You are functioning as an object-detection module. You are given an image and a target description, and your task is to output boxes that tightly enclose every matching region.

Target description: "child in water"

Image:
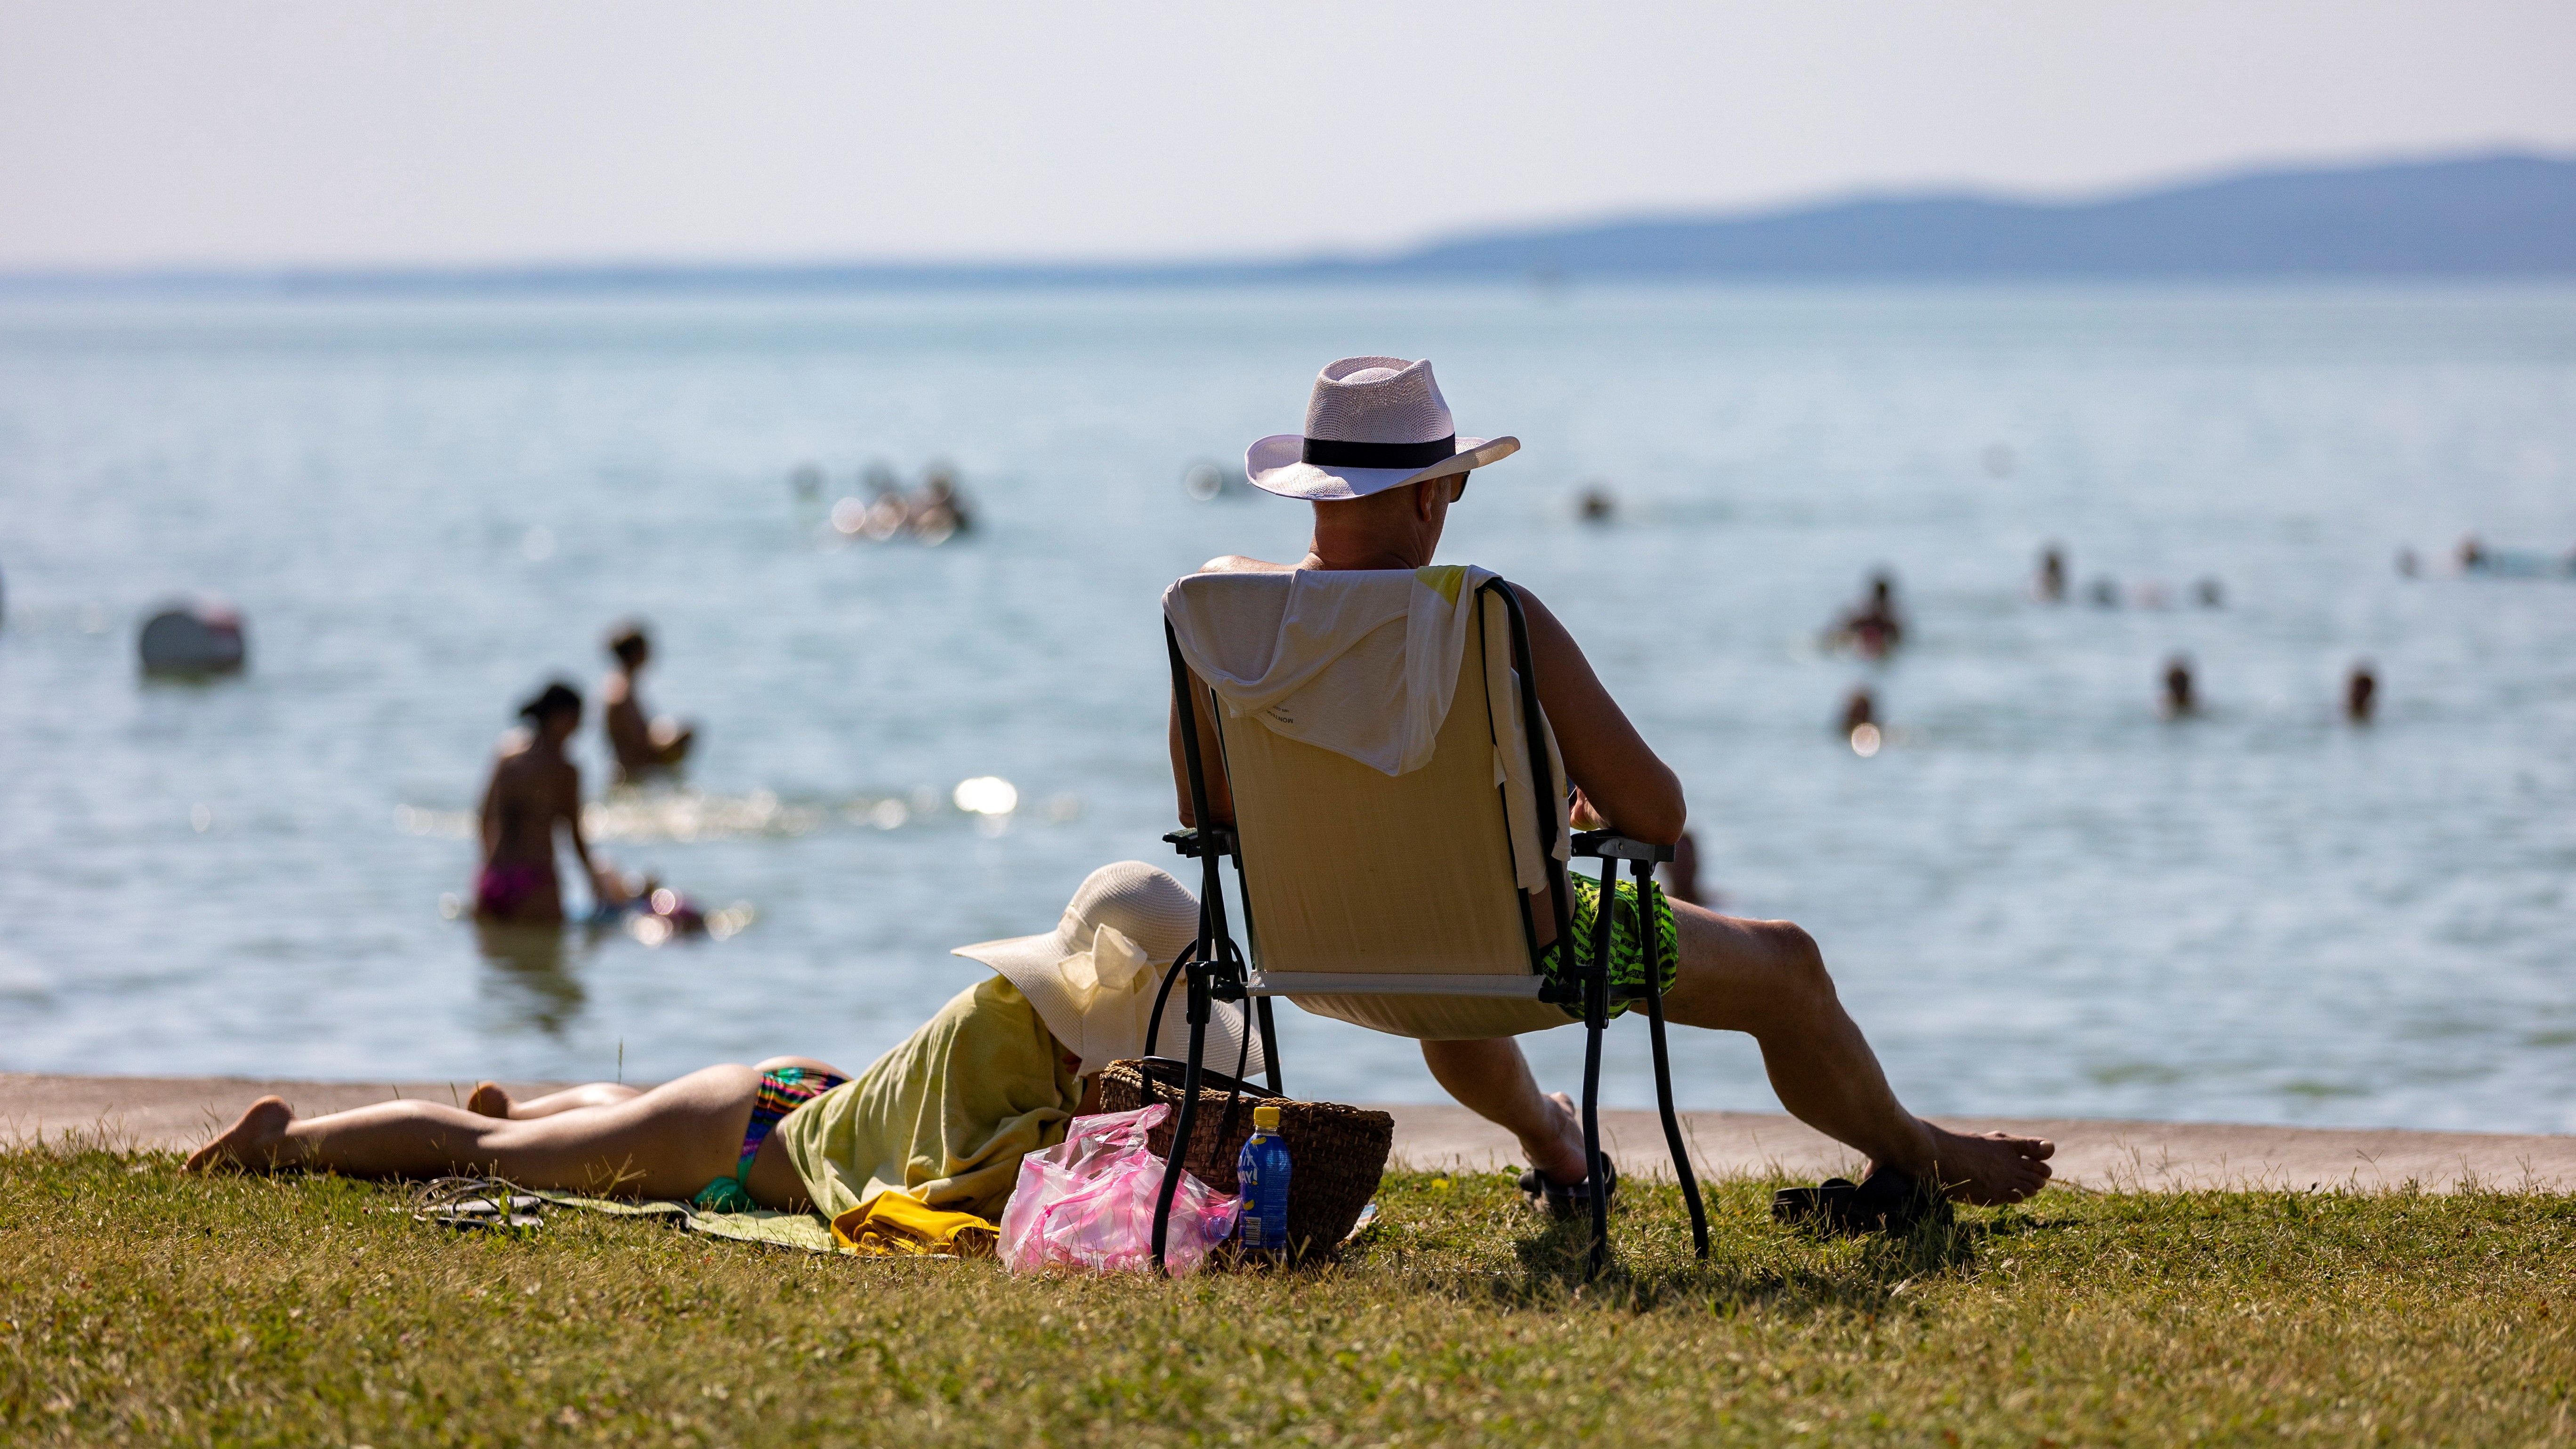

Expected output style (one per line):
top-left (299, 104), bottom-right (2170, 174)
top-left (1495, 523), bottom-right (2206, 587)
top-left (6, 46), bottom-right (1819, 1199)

top-left (602, 621), bottom-right (695, 781)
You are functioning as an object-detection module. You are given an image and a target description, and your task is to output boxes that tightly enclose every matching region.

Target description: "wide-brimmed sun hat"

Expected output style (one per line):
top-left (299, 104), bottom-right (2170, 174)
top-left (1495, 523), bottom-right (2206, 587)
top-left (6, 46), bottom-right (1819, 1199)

top-left (1245, 356), bottom-right (1520, 501)
top-left (951, 861), bottom-right (1265, 1079)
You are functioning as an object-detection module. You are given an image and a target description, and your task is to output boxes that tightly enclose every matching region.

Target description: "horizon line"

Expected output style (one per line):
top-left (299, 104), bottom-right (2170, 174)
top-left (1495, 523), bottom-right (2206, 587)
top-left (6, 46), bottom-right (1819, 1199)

top-left (2, 145), bottom-right (2568, 290)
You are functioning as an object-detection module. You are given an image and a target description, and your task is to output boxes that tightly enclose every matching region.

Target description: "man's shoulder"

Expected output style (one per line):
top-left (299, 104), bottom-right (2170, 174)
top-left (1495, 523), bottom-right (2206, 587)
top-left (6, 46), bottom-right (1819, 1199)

top-left (1197, 555), bottom-right (1295, 575)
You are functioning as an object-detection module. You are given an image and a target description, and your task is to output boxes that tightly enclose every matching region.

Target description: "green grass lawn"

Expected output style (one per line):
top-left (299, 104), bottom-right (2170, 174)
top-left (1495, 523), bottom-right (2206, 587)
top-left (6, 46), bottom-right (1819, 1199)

top-left (5, 1139), bottom-right (2573, 1446)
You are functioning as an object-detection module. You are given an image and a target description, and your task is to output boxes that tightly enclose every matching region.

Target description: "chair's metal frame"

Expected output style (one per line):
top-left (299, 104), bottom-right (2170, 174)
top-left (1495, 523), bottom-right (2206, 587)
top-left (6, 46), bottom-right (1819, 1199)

top-left (1148, 576), bottom-right (1710, 1276)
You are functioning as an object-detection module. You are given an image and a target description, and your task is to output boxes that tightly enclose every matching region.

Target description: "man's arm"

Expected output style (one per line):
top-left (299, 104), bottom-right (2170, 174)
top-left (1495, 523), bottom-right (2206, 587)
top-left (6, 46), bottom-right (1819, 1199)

top-left (1510, 584), bottom-right (1687, 845)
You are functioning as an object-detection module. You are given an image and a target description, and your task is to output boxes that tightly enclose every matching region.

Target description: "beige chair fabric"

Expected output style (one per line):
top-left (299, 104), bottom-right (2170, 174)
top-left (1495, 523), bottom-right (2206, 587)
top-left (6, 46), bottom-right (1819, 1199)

top-left (1197, 584), bottom-right (1574, 1040)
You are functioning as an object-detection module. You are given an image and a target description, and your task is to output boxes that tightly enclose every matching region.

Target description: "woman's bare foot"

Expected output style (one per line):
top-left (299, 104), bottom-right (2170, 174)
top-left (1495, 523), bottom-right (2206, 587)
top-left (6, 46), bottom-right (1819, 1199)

top-left (1903, 1126), bottom-right (2054, 1206)
top-left (466, 1082), bottom-right (512, 1119)
top-left (183, 1096), bottom-right (298, 1174)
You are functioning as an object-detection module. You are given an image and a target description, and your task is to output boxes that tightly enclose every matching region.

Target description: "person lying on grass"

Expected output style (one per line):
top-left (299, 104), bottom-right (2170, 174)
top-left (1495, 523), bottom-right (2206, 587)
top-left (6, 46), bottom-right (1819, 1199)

top-left (1172, 355), bottom-right (2054, 1213)
top-left (188, 863), bottom-right (1258, 1224)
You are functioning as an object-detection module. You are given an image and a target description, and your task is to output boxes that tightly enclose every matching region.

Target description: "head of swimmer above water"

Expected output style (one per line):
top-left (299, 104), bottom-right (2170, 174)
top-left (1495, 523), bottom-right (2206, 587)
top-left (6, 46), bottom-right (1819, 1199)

top-left (606, 621), bottom-right (652, 672)
top-left (518, 680), bottom-right (583, 745)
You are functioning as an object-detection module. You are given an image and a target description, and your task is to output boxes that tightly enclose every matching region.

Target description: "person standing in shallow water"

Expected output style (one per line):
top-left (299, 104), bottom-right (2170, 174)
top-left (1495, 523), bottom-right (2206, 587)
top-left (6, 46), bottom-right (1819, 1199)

top-left (1834, 572), bottom-right (1906, 659)
top-left (2347, 663), bottom-right (2377, 724)
top-left (476, 681), bottom-right (606, 926)
top-left (602, 621), bottom-right (694, 781)
top-left (2162, 656), bottom-right (2198, 718)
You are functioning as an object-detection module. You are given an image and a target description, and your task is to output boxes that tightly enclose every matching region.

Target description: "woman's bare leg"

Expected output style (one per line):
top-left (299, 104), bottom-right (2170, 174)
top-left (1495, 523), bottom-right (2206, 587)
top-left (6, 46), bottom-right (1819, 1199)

top-left (186, 1066), bottom-right (762, 1200)
top-left (467, 1081), bottom-right (644, 1119)
top-left (468, 1055), bottom-right (840, 1121)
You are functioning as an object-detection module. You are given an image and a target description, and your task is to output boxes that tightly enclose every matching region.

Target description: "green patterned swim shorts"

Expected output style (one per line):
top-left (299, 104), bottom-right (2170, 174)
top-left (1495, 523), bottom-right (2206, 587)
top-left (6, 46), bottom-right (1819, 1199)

top-left (1536, 872), bottom-right (1680, 1019)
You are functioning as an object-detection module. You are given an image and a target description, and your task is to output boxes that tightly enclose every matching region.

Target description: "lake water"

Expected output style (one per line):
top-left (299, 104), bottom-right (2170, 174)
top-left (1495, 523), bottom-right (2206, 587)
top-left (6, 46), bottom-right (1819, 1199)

top-left (3, 284), bottom-right (2573, 1135)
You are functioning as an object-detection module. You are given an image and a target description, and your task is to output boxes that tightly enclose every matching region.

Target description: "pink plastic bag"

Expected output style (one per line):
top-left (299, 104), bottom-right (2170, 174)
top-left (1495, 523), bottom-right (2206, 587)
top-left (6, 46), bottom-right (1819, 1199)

top-left (1000, 1103), bottom-right (1238, 1277)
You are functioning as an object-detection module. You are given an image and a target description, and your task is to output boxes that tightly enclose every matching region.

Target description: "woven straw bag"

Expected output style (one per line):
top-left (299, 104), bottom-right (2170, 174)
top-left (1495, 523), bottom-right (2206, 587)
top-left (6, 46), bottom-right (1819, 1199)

top-left (1097, 1058), bottom-right (1392, 1258)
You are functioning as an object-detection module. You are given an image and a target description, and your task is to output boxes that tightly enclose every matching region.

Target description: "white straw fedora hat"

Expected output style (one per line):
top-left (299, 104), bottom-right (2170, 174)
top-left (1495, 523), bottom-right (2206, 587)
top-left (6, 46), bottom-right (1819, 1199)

top-left (951, 861), bottom-right (1266, 1080)
top-left (1245, 356), bottom-right (1520, 501)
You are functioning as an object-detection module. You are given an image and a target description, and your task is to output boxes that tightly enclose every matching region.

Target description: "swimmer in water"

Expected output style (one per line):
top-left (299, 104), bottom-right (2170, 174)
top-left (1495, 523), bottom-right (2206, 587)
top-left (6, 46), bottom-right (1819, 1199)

top-left (2346, 663), bottom-right (2377, 724)
top-left (860, 465), bottom-right (910, 541)
top-left (476, 681), bottom-right (609, 926)
top-left (1841, 686), bottom-right (1877, 736)
top-left (910, 466), bottom-right (972, 541)
top-left (602, 621), bottom-right (694, 781)
top-left (2037, 545), bottom-right (2067, 603)
top-left (1834, 572), bottom-right (1906, 659)
top-left (2162, 655), bottom-right (2197, 718)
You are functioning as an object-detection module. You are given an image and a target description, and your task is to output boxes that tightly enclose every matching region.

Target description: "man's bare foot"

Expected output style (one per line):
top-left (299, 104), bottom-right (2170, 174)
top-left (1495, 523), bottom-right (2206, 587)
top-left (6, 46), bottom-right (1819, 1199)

top-left (1525, 1090), bottom-right (1592, 1186)
top-left (183, 1096), bottom-right (297, 1174)
top-left (1904, 1126), bottom-right (2054, 1206)
top-left (466, 1082), bottom-right (512, 1119)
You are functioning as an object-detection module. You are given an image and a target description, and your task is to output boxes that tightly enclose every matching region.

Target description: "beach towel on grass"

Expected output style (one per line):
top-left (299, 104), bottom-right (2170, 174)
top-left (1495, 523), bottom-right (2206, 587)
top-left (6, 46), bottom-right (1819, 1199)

top-left (524, 1190), bottom-right (840, 1253)
top-left (526, 1191), bottom-right (997, 1258)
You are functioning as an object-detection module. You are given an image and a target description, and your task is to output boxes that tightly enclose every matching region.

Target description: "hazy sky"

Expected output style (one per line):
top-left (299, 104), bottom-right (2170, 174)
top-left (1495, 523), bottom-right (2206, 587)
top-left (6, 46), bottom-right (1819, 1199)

top-left (3, 0), bottom-right (2572, 269)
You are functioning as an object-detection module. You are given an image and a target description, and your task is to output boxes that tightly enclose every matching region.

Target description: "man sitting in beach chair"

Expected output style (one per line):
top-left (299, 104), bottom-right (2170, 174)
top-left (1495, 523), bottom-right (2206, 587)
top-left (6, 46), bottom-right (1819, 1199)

top-left (1165, 356), bottom-right (2055, 1216)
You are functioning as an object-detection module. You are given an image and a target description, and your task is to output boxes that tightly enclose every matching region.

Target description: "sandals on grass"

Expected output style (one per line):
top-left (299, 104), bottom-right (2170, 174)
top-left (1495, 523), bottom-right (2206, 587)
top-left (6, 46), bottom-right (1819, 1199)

top-left (412, 1175), bottom-right (545, 1232)
top-left (1518, 1153), bottom-right (1618, 1221)
top-left (1771, 1165), bottom-right (1952, 1237)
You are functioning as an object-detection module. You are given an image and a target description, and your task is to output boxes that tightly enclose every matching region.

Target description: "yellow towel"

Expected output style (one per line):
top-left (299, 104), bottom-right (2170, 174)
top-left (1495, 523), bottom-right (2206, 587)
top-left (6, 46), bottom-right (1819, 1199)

top-left (831, 1193), bottom-right (999, 1258)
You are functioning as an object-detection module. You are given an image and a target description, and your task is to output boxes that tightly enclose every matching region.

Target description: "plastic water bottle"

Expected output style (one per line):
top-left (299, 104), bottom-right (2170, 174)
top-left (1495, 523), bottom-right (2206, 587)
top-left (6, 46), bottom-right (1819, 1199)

top-left (1236, 1103), bottom-right (1293, 1262)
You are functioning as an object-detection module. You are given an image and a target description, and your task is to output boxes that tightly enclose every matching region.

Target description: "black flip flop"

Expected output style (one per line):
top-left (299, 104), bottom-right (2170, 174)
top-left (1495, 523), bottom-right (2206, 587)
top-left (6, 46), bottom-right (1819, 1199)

top-left (1518, 1153), bottom-right (1618, 1221)
top-left (1771, 1165), bottom-right (1952, 1237)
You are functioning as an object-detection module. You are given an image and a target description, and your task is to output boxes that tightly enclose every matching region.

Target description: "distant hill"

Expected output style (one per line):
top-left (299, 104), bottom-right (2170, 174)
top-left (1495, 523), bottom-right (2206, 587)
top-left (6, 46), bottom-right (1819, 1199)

top-left (1362, 154), bottom-right (2576, 279)
top-left (8, 153), bottom-right (2572, 293)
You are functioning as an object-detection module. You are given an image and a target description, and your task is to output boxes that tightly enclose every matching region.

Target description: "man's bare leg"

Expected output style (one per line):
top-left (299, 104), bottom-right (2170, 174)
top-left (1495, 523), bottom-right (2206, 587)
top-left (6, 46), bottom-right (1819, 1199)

top-left (1428, 903), bottom-right (2051, 1206)
top-left (1658, 901), bottom-right (2051, 1205)
top-left (186, 1066), bottom-right (767, 1202)
top-left (1421, 1038), bottom-right (1591, 1185)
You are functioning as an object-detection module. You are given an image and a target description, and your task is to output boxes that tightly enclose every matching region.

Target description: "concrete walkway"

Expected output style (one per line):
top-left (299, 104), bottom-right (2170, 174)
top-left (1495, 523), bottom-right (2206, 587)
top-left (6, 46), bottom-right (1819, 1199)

top-left (8, 1073), bottom-right (2571, 1193)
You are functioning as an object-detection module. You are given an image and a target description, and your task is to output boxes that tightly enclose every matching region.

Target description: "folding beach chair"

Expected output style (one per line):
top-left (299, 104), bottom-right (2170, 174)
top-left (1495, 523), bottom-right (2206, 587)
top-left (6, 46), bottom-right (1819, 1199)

top-left (1147, 571), bottom-right (1710, 1275)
